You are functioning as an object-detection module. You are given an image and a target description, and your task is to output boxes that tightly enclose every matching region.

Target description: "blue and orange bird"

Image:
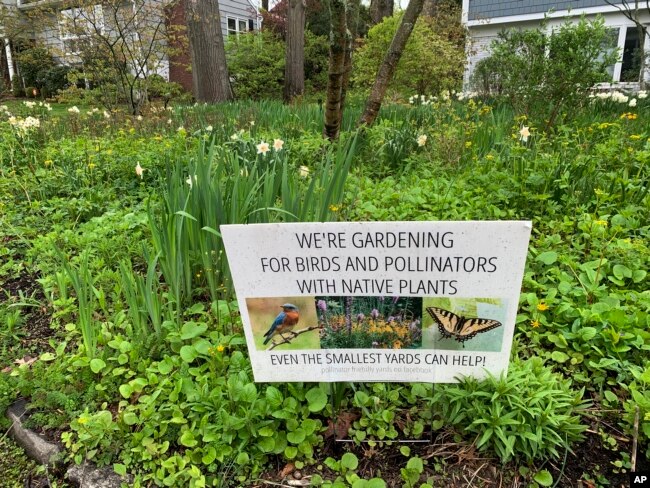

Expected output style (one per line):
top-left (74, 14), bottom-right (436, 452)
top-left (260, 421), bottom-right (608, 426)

top-left (263, 303), bottom-right (300, 345)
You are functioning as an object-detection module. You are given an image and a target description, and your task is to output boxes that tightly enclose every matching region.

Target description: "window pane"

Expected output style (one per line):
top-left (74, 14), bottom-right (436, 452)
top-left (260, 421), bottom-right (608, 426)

top-left (248, 19), bottom-right (254, 31)
top-left (239, 20), bottom-right (247, 32)
top-left (228, 18), bottom-right (236, 30)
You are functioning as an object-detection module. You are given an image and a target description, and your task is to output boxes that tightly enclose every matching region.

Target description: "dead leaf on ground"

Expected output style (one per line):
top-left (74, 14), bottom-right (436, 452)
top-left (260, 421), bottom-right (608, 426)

top-left (278, 462), bottom-right (295, 479)
top-left (14, 356), bottom-right (37, 367)
top-left (324, 411), bottom-right (359, 439)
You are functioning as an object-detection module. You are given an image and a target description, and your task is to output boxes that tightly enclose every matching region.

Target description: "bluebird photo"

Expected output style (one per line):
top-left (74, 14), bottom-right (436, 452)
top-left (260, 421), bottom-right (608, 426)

top-left (263, 303), bottom-right (300, 344)
top-left (246, 297), bottom-right (320, 351)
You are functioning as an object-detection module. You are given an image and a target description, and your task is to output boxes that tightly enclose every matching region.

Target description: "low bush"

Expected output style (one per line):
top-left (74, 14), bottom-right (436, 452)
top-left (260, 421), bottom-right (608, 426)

top-left (434, 357), bottom-right (589, 462)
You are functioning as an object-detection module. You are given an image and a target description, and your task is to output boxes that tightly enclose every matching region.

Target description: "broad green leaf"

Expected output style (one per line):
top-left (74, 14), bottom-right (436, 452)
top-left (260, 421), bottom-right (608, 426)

top-left (534, 469), bottom-right (553, 486)
top-left (180, 322), bottom-right (208, 340)
top-left (180, 345), bottom-right (198, 363)
top-left (284, 446), bottom-right (298, 459)
top-left (536, 251), bottom-right (558, 265)
top-left (406, 456), bottom-right (423, 472)
top-left (305, 387), bottom-right (328, 412)
top-left (612, 264), bottom-right (632, 280)
top-left (122, 412), bottom-right (139, 425)
top-left (551, 351), bottom-right (569, 363)
top-left (180, 430), bottom-right (197, 447)
top-left (341, 452), bottom-right (358, 471)
top-left (90, 358), bottom-right (106, 373)
top-left (287, 428), bottom-right (306, 444)
top-left (119, 384), bottom-right (133, 399)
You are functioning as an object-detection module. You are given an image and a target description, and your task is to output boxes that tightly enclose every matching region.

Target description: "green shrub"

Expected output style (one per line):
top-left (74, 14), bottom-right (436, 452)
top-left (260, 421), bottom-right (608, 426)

top-left (13, 43), bottom-right (55, 90)
top-left (473, 17), bottom-right (617, 127)
top-left (352, 13), bottom-right (465, 96)
top-left (37, 65), bottom-right (71, 97)
top-left (226, 31), bottom-right (285, 100)
top-left (434, 357), bottom-right (589, 462)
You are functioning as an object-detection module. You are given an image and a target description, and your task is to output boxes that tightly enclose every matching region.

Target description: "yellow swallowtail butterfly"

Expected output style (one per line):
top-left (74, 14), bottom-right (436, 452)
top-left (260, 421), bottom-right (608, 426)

top-left (426, 306), bottom-right (502, 343)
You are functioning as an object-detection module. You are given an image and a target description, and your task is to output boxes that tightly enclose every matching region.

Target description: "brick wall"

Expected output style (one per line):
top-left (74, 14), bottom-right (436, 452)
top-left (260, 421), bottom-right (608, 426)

top-left (166, 0), bottom-right (193, 94)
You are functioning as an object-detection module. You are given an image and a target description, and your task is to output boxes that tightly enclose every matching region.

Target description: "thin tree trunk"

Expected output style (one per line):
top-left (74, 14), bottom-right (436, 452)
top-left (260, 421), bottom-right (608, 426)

top-left (323, 0), bottom-right (347, 140)
top-left (370, 0), bottom-right (393, 26)
top-left (359, 0), bottom-right (425, 127)
top-left (186, 0), bottom-right (233, 102)
top-left (338, 0), bottom-right (360, 128)
top-left (284, 0), bottom-right (306, 102)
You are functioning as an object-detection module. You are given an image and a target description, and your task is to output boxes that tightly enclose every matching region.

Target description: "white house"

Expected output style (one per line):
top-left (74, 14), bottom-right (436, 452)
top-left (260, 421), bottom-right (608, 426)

top-left (0, 0), bottom-right (261, 93)
top-left (462, 0), bottom-right (650, 89)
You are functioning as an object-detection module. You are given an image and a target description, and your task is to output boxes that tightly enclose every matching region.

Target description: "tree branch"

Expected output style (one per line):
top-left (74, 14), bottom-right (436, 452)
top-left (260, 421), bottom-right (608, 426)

top-left (267, 325), bottom-right (320, 350)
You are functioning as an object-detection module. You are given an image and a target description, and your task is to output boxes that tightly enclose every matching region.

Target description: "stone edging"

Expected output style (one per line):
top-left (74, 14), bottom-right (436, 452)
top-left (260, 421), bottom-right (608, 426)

top-left (7, 399), bottom-right (131, 488)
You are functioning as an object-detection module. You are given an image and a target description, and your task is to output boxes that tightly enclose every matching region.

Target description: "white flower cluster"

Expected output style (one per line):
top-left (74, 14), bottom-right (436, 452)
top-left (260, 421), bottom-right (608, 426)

top-left (68, 106), bottom-right (81, 114)
top-left (409, 90), bottom-right (476, 105)
top-left (23, 101), bottom-right (52, 111)
top-left (590, 91), bottom-right (630, 103)
top-left (638, 91), bottom-right (648, 99)
top-left (87, 107), bottom-right (101, 115)
top-left (409, 94), bottom-right (436, 105)
top-left (0, 105), bottom-right (11, 117)
top-left (8, 115), bottom-right (41, 132)
top-left (456, 91), bottom-right (478, 100)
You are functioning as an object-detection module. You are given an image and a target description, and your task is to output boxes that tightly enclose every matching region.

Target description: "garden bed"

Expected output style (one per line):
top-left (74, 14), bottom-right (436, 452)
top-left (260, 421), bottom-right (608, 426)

top-left (1, 96), bottom-right (648, 487)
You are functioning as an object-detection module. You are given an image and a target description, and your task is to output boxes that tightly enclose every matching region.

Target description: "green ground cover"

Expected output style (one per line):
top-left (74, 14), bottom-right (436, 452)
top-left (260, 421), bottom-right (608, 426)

top-left (0, 95), bottom-right (648, 487)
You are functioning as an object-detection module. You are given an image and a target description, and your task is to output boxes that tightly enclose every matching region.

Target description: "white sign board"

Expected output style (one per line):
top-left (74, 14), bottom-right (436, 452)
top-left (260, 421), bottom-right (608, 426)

top-left (221, 221), bottom-right (531, 383)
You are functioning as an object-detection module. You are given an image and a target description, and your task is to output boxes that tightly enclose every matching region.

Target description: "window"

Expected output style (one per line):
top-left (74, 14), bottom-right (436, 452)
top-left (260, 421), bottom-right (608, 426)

top-left (59, 5), bottom-right (104, 55)
top-left (621, 26), bottom-right (643, 82)
top-left (599, 27), bottom-right (620, 81)
top-left (227, 16), bottom-right (251, 36)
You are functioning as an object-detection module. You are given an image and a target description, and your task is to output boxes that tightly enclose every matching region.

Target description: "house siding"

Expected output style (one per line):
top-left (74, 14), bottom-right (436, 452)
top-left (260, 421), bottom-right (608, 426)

top-left (468, 0), bottom-right (612, 21)
top-left (220, 0), bottom-right (258, 34)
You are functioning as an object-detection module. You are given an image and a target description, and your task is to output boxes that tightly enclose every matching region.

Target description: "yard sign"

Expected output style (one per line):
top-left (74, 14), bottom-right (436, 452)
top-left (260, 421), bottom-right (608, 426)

top-left (221, 221), bottom-right (531, 383)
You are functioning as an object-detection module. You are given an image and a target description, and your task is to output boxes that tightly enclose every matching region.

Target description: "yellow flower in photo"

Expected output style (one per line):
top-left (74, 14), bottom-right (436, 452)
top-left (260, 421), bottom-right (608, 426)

top-left (216, 344), bottom-right (225, 353)
top-left (531, 320), bottom-right (540, 328)
top-left (536, 303), bottom-right (549, 311)
top-left (329, 204), bottom-right (340, 212)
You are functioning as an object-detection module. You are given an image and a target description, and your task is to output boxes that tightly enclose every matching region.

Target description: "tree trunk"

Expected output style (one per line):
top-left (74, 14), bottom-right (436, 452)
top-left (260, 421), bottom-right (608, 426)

top-left (422, 0), bottom-right (438, 17)
top-left (323, 0), bottom-right (347, 140)
top-left (370, 0), bottom-right (393, 26)
top-left (185, 0), bottom-right (233, 102)
top-left (359, 0), bottom-right (425, 127)
top-left (338, 0), bottom-right (360, 128)
top-left (284, 0), bottom-right (306, 102)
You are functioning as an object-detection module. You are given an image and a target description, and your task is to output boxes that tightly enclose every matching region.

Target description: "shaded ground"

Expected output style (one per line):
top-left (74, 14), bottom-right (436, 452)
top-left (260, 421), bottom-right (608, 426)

top-left (0, 270), bottom-right (56, 371)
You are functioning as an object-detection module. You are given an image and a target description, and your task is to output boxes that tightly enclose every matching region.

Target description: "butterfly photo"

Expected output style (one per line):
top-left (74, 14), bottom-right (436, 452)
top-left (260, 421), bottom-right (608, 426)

top-left (422, 298), bottom-right (507, 351)
top-left (426, 307), bottom-right (502, 343)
